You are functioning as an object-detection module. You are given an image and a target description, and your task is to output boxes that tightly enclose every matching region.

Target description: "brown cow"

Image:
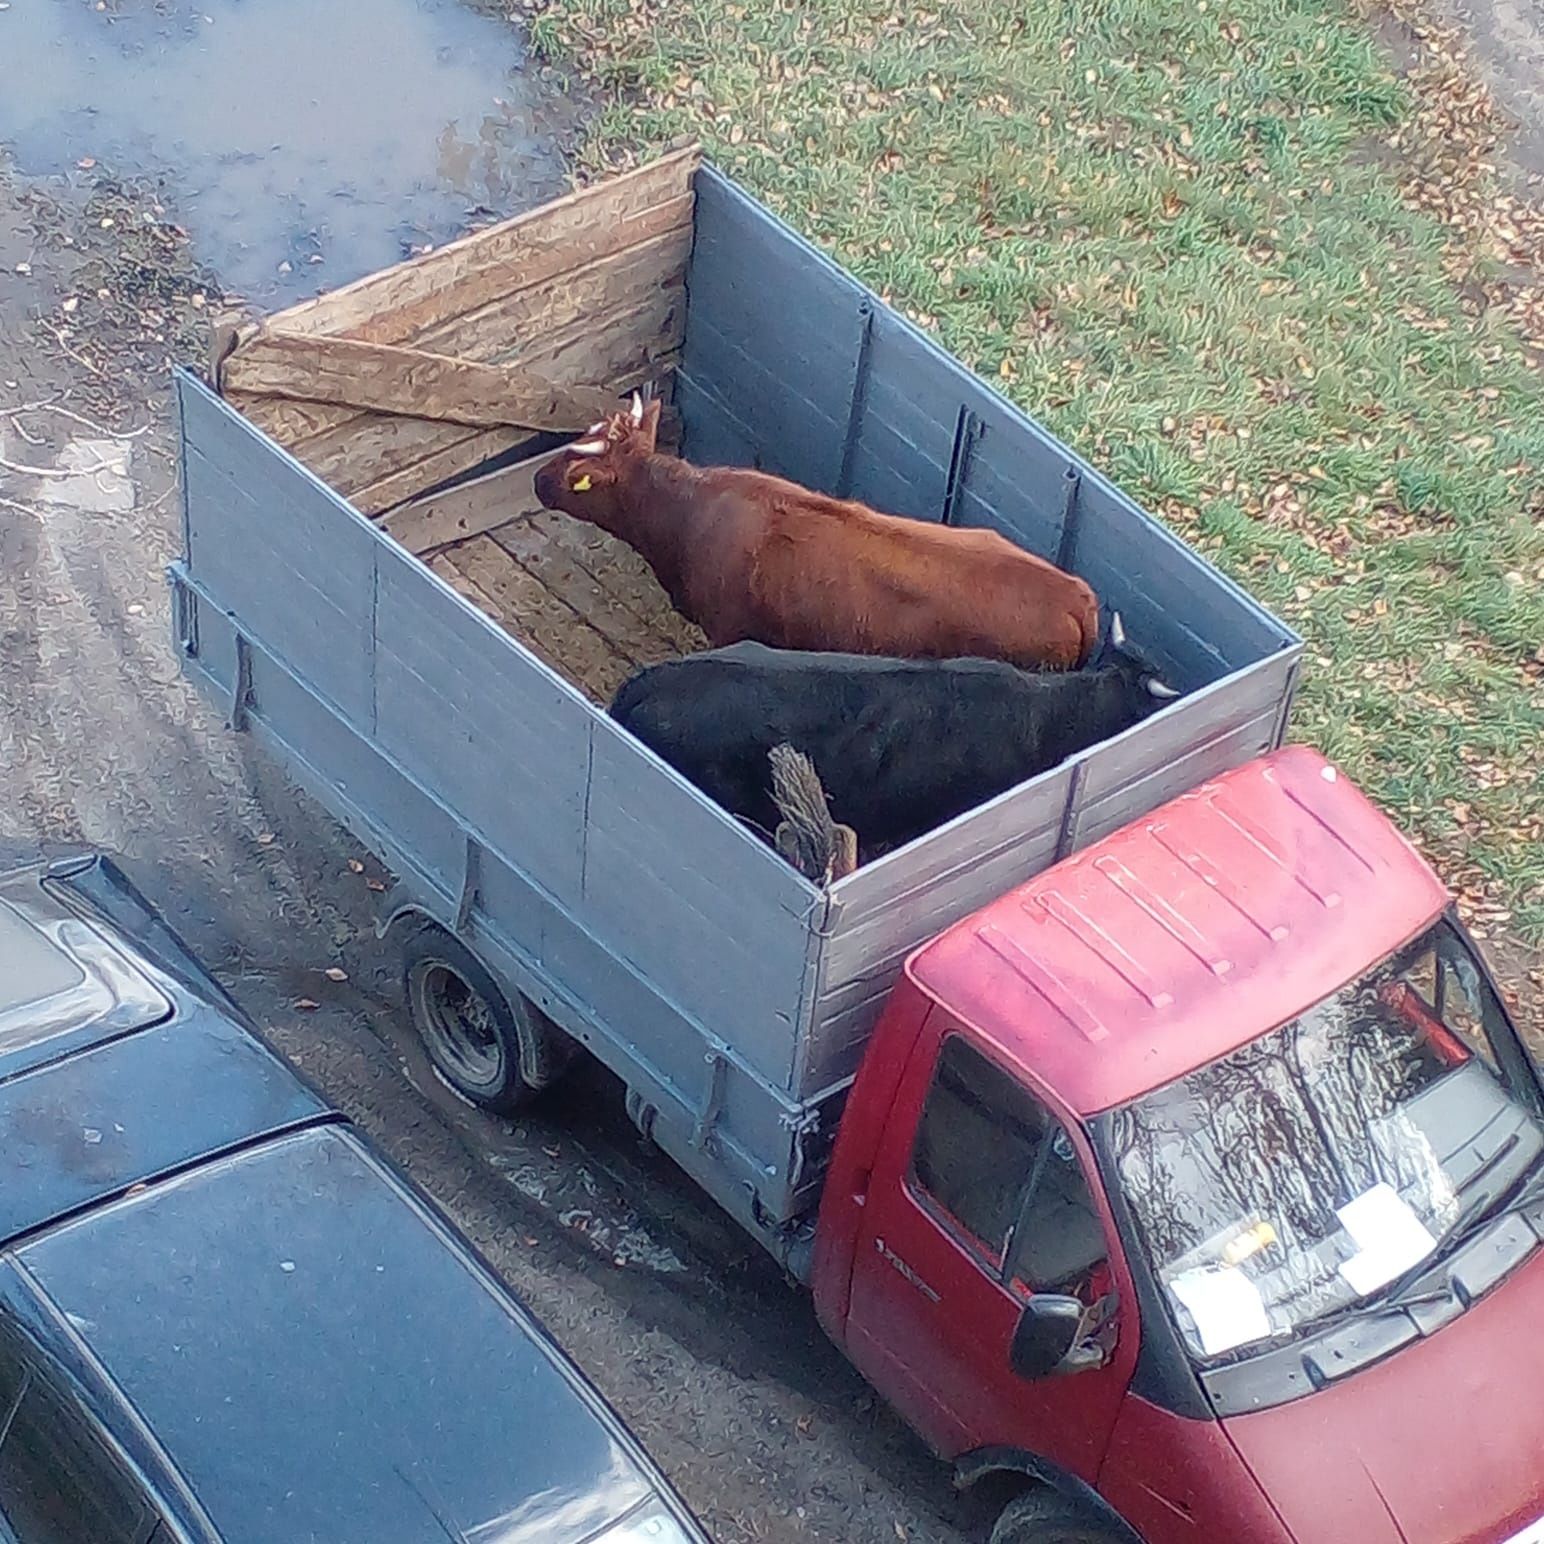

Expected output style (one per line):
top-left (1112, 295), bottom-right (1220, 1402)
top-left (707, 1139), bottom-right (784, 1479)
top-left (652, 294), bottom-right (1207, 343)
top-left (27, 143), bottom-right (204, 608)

top-left (532, 395), bottom-right (1099, 669)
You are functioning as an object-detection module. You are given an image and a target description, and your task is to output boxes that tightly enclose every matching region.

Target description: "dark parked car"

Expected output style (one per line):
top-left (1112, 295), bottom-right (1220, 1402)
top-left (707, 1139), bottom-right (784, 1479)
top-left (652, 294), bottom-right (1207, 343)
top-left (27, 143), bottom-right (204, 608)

top-left (0, 848), bottom-right (708, 1544)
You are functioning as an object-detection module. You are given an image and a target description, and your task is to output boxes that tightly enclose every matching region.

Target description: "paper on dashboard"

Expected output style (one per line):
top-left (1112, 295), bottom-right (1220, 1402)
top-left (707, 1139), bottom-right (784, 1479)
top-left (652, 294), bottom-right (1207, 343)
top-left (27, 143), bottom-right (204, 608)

top-left (1168, 1265), bottom-right (1271, 1355)
top-left (1336, 1182), bottom-right (1437, 1296)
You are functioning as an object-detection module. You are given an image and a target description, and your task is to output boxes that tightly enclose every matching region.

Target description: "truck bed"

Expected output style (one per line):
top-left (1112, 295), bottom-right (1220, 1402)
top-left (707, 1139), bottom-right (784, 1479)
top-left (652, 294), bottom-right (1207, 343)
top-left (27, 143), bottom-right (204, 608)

top-left (428, 510), bottom-right (706, 708)
top-left (171, 154), bottom-right (1301, 1257)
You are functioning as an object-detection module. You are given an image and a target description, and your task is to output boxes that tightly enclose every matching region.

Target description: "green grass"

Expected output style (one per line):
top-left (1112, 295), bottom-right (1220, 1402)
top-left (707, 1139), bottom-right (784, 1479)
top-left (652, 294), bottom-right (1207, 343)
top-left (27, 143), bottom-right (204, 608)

top-left (528, 0), bottom-right (1544, 939)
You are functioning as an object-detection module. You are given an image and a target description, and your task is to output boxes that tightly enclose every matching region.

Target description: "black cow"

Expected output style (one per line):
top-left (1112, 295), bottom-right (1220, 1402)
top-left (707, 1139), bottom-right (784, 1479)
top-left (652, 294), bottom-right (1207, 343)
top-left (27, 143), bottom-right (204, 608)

top-left (609, 614), bottom-right (1180, 861)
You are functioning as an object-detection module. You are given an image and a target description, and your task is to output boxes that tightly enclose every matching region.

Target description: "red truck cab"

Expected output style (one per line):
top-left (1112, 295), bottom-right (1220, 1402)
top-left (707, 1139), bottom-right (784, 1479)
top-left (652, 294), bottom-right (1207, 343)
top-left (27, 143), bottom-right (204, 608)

top-left (814, 747), bottom-right (1544, 1543)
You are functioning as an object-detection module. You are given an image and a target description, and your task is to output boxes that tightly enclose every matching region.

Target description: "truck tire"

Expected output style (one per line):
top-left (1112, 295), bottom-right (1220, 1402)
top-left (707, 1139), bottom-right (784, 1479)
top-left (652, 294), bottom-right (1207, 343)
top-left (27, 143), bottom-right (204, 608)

top-left (401, 924), bottom-right (567, 1114)
top-left (991, 1488), bottom-right (1131, 1544)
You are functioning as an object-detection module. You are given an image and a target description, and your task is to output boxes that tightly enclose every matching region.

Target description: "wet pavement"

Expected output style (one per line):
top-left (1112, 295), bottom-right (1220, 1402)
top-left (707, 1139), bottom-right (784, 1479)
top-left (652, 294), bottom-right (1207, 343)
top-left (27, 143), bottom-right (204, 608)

top-left (0, 6), bottom-right (975, 1542)
top-left (0, 0), bottom-right (575, 303)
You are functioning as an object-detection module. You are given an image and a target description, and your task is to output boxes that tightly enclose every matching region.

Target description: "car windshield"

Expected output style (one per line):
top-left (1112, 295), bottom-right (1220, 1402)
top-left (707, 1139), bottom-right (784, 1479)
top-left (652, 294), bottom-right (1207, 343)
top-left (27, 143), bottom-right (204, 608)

top-left (1107, 920), bottom-right (1544, 1365)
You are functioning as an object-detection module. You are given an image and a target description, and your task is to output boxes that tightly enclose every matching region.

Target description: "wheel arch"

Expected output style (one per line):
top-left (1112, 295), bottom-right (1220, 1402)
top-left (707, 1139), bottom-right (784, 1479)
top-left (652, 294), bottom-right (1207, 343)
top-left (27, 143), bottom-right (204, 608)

top-left (955, 1447), bottom-right (1143, 1543)
top-left (389, 901), bottom-right (575, 1096)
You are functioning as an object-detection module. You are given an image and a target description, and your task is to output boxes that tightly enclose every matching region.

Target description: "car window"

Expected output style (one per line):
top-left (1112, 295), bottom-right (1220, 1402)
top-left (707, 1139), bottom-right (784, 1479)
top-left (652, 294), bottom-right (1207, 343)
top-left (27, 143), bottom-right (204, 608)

top-left (1433, 934), bottom-right (1501, 1074)
top-left (0, 1347), bottom-right (157, 1544)
top-left (910, 1036), bottom-right (1107, 1295)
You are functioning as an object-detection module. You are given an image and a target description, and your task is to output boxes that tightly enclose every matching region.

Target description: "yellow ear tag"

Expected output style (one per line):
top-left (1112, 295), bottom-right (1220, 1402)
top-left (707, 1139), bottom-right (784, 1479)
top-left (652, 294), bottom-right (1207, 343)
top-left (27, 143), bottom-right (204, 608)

top-left (572, 473), bottom-right (593, 492)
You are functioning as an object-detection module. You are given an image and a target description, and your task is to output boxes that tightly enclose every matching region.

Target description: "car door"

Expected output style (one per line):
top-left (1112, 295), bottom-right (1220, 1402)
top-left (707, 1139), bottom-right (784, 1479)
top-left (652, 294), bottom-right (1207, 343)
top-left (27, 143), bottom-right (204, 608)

top-left (843, 1027), bottom-right (1136, 1475)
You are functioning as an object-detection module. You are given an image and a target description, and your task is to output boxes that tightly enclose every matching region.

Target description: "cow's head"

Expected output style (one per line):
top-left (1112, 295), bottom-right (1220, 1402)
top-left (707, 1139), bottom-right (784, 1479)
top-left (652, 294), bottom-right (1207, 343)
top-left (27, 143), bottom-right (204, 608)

top-left (533, 391), bottom-right (664, 530)
top-left (1097, 612), bottom-right (1181, 708)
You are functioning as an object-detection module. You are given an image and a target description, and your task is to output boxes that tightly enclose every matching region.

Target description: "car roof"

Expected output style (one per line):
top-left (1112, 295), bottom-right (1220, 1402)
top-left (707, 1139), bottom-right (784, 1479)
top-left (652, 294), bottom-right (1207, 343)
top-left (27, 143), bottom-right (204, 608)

top-left (0, 861), bottom-right (172, 1081)
top-left (908, 747), bottom-right (1451, 1115)
top-left (13, 1125), bottom-right (663, 1544)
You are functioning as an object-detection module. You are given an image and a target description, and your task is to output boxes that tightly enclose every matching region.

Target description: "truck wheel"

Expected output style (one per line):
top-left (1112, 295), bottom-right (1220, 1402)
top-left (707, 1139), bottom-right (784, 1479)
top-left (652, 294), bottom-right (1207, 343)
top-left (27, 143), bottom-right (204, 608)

top-left (991, 1488), bottom-right (1129, 1544)
top-left (401, 925), bottom-right (563, 1114)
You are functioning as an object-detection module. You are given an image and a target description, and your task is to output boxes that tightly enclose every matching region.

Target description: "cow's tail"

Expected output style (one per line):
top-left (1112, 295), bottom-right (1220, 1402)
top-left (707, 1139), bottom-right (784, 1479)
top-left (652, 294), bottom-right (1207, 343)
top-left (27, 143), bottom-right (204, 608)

top-left (769, 744), bottom-right (858, 884)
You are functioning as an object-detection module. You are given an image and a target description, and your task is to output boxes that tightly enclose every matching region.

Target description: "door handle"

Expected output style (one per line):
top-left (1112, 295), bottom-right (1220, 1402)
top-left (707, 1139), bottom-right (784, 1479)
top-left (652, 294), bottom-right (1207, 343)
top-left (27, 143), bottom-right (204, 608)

top-left (874, 1235), bottom-right (941, 1303)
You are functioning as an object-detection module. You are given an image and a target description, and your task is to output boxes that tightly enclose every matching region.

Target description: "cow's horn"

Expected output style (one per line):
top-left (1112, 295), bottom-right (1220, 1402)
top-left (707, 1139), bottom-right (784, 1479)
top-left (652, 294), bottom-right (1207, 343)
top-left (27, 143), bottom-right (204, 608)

top-left (1110, 611), bottom-right (1126, 650)
top-left (630, 391), bottom-right (644, 425)
top-left (570, 438), bottom-right (607, 455)
top-left (1147, 678), bottom-right (1180, 700)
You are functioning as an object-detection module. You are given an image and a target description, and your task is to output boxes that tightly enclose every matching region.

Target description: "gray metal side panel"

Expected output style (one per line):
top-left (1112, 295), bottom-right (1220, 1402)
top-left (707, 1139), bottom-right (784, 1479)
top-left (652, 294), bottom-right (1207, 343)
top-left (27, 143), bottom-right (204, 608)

top-left (177, 592), bottom-right (815, 1228)
top-left (172, 373), bottom-right (820, 1225)
top-left (179, 380), bottom-right (378, 730)
top-left (373, 540), bottom-right (591, 905)
top-left (582, 713), bottom-right (822, 1091)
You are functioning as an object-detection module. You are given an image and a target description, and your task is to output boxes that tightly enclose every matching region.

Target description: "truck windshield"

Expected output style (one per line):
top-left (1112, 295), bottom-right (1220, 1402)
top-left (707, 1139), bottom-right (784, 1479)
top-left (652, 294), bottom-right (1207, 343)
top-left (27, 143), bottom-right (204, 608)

top-left (1107, 920), bottom-right (1544, 1364)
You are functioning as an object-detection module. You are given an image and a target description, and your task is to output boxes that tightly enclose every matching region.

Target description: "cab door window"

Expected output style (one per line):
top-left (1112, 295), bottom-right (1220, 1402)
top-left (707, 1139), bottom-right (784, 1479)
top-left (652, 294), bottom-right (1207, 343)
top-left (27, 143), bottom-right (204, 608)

top-left (909, 1036), bottom-right (1108, 1296)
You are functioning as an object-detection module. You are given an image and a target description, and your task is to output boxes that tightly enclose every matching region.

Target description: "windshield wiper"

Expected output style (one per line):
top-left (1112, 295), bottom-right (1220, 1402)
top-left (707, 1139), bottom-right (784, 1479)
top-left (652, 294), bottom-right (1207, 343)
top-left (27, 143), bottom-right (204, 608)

top-left (1372, 1158), bottom-right (1544, 1308)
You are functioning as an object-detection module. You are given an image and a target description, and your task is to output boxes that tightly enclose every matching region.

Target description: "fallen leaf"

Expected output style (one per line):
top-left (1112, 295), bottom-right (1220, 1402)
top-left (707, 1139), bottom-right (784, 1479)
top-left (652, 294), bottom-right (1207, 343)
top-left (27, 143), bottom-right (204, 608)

top-left (324, 967), bottom-right (348, 982)
top-left (365, 878), bottom-right (386, 892)
top-left (76, 155), bottom-right (95, 169)
top-left (347, 858), bottom-right (365, 873)
top-left (257, 831), bottom-right (276, 845)
top-left (294, 997), bottom-right (320, 1011)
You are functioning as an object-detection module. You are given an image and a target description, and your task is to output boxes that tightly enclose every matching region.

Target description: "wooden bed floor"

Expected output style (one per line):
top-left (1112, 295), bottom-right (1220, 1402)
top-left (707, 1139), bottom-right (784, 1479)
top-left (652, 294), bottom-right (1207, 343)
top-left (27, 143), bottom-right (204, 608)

top-left (428, 505), bottom-right (707, 705)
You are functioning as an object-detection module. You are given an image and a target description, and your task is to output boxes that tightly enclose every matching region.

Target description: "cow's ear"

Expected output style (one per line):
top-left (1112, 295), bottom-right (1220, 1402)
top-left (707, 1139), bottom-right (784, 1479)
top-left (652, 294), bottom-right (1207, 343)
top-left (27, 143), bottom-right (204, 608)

top-left (566, 460), bottom-right (614, 492)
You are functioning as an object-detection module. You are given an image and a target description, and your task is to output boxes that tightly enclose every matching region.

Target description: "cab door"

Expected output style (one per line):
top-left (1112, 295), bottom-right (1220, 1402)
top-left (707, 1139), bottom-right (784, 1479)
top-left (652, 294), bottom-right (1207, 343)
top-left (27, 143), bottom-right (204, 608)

top-left (842, 1025), bottom-right (1136, 1475)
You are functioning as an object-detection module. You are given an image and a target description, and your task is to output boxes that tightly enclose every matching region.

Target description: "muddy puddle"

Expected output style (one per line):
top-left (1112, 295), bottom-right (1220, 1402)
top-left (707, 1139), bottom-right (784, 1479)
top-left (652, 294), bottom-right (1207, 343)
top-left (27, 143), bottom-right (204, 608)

top-left (0, 0), bottom-right (577, 305)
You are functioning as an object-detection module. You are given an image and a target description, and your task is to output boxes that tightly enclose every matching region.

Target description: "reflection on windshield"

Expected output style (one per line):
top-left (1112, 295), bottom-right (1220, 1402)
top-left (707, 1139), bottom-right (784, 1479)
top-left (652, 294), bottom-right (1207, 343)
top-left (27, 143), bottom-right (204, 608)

top-left (1109, 922), bottom-right (1544, 1362)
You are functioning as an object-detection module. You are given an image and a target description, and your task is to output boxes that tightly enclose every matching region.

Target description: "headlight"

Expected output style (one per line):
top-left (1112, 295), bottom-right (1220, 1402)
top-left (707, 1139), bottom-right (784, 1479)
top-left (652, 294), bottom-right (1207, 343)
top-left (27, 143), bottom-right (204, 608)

top-left (592, 1501), bottom-right (696, 1544)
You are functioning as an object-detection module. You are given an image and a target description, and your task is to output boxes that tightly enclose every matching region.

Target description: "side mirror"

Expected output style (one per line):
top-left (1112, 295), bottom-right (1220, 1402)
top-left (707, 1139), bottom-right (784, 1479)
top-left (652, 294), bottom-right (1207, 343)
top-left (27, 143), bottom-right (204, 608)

top-left (1010, 1294), bottom-right (1114, 1381)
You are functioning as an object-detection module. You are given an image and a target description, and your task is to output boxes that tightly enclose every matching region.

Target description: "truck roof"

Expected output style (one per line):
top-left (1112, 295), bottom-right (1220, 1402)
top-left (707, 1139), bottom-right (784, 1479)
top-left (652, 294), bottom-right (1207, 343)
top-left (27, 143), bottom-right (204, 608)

top-left (908, 746), bottom-right (1451, 1116)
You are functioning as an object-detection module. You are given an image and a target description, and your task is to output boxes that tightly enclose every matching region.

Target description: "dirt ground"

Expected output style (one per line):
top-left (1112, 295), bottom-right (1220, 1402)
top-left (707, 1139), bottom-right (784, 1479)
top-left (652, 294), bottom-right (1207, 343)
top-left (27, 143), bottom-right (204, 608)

top-left (0, 166), bottom-right (984, 1543)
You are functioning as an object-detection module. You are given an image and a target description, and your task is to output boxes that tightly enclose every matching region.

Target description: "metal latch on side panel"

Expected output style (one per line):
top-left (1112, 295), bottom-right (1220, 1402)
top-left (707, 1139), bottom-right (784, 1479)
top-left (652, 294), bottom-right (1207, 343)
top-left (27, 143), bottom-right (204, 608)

top-left (167, 566), bottom-right (199, 657)
top-left (227, 631), bottom-right (253, 732)
top-left (690, 1050), bottom-right (728, 1153)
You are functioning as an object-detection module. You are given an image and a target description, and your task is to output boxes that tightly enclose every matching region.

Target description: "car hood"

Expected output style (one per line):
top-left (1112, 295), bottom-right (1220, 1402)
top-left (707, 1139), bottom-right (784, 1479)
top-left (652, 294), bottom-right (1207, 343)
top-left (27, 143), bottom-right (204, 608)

top-left (1223, 1250), bottom-right (1544, 1543)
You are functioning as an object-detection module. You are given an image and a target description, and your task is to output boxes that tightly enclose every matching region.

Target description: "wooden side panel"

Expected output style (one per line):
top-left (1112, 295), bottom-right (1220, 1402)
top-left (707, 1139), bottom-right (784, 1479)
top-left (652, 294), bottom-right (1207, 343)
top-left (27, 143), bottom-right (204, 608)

top-left (269, 147), bottom-right (700, 343)
top-left (373, 543), bottom-right (592, 905)
top-left (582, 716), bottom-right (820, 1090)
top-left (228, 150), bottom-right (697, 514)
top-left (381, 451), bottom-right (556, 555)
top-left (178, 376), bottom-right (377, 731)
top-left (221, 333), bottom-right (616, 431)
